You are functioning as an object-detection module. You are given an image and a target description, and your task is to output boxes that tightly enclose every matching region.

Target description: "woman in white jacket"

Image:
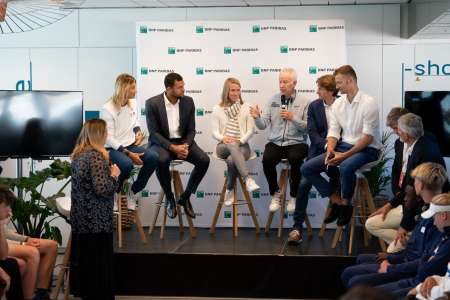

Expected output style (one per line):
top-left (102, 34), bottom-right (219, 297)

top-left (212, 78), bottom-right (260, 206)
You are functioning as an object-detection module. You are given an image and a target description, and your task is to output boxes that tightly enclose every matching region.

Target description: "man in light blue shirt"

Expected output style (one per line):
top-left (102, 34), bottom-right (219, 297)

top-left (250, 68), bottom-right (310, 213)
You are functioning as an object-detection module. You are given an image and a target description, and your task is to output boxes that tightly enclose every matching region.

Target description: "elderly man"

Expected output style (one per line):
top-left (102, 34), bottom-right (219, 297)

top-left (366, 113), bottom-right (446, 252)
top-left (250, 68), bottom-right (310, 213)
top-left (301, 65), bottom-right (381, 226)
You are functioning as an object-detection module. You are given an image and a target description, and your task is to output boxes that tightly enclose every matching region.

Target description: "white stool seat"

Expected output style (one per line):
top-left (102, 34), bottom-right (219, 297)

top-left (55, 196), bottom-right (71, 218)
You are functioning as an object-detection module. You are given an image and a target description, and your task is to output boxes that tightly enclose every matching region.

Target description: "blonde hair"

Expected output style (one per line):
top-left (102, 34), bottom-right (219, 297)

top-left (111, 73), bottom-right (136, 110)
top-left (411, 162), bottom-right (448, 192)
top-left (71, 119), bottom-right (109, 161)
top-left (431, 193), bottom-right (450, 206)
top-left (220, 77), bottom-right (243, 107)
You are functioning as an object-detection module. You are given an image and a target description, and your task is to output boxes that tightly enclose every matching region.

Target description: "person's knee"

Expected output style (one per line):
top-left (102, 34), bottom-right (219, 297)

top-left (365, 215), bottom-right (380, 233)
top-left (143, 149), bottom-right (159, 165)
top-left (300, 162), bottom-right (312, 177)
top-left (341, 267), bottom-right (352, 287)
top-left (121, 161), bottom-right (134, 177)
top-left (41, 239), bottom-right (58, 257)
top-left (198, 153), bottom-right (210, 169)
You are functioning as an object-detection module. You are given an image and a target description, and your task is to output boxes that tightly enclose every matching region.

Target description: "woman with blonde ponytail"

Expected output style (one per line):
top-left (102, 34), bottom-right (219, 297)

top-left (69, 119), bottom-right (120, 300)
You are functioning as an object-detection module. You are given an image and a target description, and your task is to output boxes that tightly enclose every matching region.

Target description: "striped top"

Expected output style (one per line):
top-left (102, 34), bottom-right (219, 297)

top-left (224, 102), bottom-right (241, 139)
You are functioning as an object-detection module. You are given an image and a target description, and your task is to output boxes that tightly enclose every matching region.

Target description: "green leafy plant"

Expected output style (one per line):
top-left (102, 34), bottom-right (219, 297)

top-left (0, 160), bottom-right (71, 245)
top-left (363, 131), bottom-right (395, 200)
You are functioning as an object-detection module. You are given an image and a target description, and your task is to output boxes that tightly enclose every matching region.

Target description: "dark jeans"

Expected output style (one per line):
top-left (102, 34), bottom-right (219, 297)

top-left (262, 142), bottom-right (308, 197)
top-left (108, 145), bottom-right (159, 194)
top-left (151, 141), bottom-right (210, 201)
top-left (301, 142), bottom-right (379, 205)
top-left (0, 258), bottom-right (24, 299)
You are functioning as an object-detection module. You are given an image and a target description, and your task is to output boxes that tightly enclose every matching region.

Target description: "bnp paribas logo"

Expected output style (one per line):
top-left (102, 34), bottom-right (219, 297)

top-left (196, 25), bottom-right (204, 33)
top-left (224, 211), bottom-right (232, 218)
top-left (255, 149), bottom-right (262, 157)
top-left (196, 190), bottom-right (205, 198)
top-left (252, 25), bottom-right (261, 33)
top-left (139, 25), bottom-right (148, 34)
top-left (309, 66), bottom-right (317, 74)
top-left (280, 45), bottom-right (288, 54)
top-left (252, 191), bottom-right (260, 198)
top-left (140, 67), bottom-right (148, 75)
top-left (141, 190), bottom-right (149, 197)
top-left (309, 24), bottom-right (318, 32)
top-left (224, 47), bottom-right (232, 54)
top-left (252, 67), bottom-right (260, 75)
top-left (140, 108), bottom-right (146, 116)
top-left (168, 47), bottom-right (176, 55)
top-left (196, 108), bottom-right (205, 116)
top-left (196, 67), bottom-right (204, 75)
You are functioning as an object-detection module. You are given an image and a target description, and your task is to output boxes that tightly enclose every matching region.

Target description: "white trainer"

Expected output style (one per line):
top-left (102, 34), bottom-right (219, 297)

top-left (286, 196), bottom-right (296, 213)
top-left (269, 191), bottom-right (282, 212)
top-left (224, 189), bottom-right (234, 207)
top-left (113, 193), bottom-right (118, 211)
top-left (127, 190), bottom-right (139, 211)
top-left (245, 177), bottom-right (260, 192)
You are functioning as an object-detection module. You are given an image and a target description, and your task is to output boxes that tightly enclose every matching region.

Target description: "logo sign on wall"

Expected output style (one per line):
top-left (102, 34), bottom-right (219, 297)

top-left (136, 20), bottom-right (346, 228)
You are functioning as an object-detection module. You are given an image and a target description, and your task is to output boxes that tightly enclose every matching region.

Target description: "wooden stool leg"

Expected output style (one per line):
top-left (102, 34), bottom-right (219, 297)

top-left (265, 211), bottom-right (275, 235)
top-left (239, 176), bottom-right (260, 234)
top-left (348, 207), bottom-right (357, 255)
top-left (331, 226), bottom-right (343, 248)
top-left (63, 271), bottom-right (70, 300)
top-left (134, 210), bottom-right (147, 244)
top-left (160, 202), bottom-right (167, 240)
top-left (362, 178), bottom-right (387, 252)
top-left (304, 214), bottom-right (313, 237)
top-left (278, 169), bottom-right (288, 238)
top-left (174, 171), bottom-right (197, 238)
top-left (149, 189), bottom-right (164, 235)
top-left (117, 195), bottom-right (123, 248)
top-left (319, 201), bottom-right (332, 238)
top-left (50, 235), bottom-right (71, 300)
top-left (232, 184), bottom-right (238, 237)
top-left (210, 178), bottom-right (227, 234)
top-left (172, 170), bottom-right (185, 235)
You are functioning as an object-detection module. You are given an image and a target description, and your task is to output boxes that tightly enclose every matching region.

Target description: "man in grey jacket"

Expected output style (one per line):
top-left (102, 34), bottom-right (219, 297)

top-left (250, 68), bottom-right (310, 213)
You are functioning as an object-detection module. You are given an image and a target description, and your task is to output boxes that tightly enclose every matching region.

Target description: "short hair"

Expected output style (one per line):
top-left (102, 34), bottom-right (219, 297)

top-left (386, 107), bottom-right (409, 128)
top-left (398, 113), bottom-right (424, 139)
top-left (316, 74), bottom-right (337, 96)
top-left (164, 72), bottom-right (183, 89)
top-left (279, 68), bottom-right (297, 82)
top-left (340, 286), bottom-right (395, 300)
top-left (333, 65), bottom-right (357, 81)
top-left (431, 193), bottom-right (450, 206)
top-left (0, 186), bottom-right (16, 206)
top-left (411, 162), bottom-right (448, 192)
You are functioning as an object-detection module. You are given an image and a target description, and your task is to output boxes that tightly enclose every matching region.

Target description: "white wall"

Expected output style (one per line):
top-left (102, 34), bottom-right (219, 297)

top-left (1, 4), bottom-right (450, 247)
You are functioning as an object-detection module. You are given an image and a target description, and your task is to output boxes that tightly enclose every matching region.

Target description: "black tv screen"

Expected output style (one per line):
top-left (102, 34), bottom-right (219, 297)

top-left (404, 91), bottom-right (450, 157)
top-left (0, 91), bottom-right (83, 158)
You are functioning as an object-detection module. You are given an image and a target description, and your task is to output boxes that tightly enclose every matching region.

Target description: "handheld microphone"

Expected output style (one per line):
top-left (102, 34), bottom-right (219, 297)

top-left (281, 94), bottom-right (287, 110)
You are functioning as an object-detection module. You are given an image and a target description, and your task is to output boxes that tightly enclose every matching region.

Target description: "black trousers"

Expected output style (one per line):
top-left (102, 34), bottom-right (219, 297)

top-left (150, 141), bottom-right (210, 201)
top-left (262, 142), bottom-right (308, 197)
top-left (0, 258), bottom-right (24, 300)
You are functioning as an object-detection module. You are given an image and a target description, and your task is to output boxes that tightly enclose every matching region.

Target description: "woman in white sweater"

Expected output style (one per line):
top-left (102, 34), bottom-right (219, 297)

top-left (212, 78), bottom-right (260, 206)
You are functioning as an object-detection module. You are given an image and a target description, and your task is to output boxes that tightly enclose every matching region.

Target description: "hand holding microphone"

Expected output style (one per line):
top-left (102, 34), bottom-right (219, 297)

top-left (279, 95), bottom-right (293, 120)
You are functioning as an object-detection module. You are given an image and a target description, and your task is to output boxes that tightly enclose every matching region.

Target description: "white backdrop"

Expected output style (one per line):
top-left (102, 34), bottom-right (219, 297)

top-left (135, 19), bottom-right (347, 228)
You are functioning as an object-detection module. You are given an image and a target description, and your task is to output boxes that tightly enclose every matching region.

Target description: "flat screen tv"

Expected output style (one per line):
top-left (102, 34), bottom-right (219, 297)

top-left (0, 91), bottom-right (83, 159)
top-left (404, 91), bottom-right (450, 157)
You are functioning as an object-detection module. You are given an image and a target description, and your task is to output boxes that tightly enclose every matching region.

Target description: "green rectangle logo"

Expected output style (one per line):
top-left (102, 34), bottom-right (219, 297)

top-left (141, 190), bottom-right (149, 197)
top-left (196, 67), bottom-right (204, 75)
top-left (309, 66), bottom-right (317, 74)
top-left (168, 47), bottom-right (176, 55)
top-left (252, 25), bottom-right (260, 33)
top-left (252, 191), bottom-right (260, 198)
top-left (224, 47), bottom-right (232, 54)
top-left (280, 45), bottom-right (288, 53)
top-left (140, 67), bottom-right (148, 75)
top-left (196, 108), bottom-right (204, 116)
top-left (309, 25), bottom-right (318, 32)
top-left (196, 190), bottom-right (204, 198)
top-left (252, 67), bottom-right (260, 75)
top-left (224, 211), bottom-right (232, 218)
top-left (139, 25), bottom-right (148, 33)
top-left (196, 25), bottom-right (204, 33)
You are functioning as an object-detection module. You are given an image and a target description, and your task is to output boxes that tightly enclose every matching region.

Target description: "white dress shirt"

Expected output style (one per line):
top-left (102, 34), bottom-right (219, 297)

top-left (164, 92), bottom-right (181, 139)
top-left (327, 91), bottom-right (381, 149)
top-left (399, 139), bottom-right (417, 187)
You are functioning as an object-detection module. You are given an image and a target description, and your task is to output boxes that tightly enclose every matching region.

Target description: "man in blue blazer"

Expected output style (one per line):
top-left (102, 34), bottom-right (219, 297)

top-left (145, 73), bottom-right (210, 219)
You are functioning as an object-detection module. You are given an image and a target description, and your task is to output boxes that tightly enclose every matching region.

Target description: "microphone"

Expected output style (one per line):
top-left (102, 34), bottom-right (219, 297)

top-left (281, 94), bottom-right (287, 110)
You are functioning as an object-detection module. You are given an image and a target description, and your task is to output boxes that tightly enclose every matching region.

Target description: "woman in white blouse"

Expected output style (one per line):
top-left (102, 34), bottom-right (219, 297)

top-left (212, 78), bottom-right (260, 206)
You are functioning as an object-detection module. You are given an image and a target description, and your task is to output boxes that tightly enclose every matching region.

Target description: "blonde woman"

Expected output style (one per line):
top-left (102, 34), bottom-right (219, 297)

top-left (70, 119), bottom-right (120, 300)
top-left (212, 78), bottom-right (259, 206)
top-left (101, 73), bottom-right (159, 210)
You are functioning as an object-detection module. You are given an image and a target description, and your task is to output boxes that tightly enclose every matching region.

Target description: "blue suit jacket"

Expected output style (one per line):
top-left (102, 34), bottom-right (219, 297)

top-left (307, 99), bottom-right (328, 159)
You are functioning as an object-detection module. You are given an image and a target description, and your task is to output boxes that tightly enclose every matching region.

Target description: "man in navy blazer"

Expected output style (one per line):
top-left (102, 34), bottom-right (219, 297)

top-left (145, 73), bottom-right (210, 219)
top-left (289, 75), bottom-right (338, 244)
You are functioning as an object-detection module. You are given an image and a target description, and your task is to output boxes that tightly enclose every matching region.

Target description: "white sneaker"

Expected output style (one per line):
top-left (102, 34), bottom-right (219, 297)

top-left (224, 189), bottom-right (234, 207)
top-left (245, 177), bottom-right (260, 192)
top-left (287, 197), bottom-right (296, 213)
top-left (113, 193), bottom-right (118, 211)
top-left (127, 190), bottom-right (139, 211)
top-left (269, 191), bottom-right (281, 212)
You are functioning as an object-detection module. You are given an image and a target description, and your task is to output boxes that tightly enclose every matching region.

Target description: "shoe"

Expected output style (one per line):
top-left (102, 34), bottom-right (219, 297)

top-left (224, 189), bottom-right (234, 206)
top-left (324, 203), bottom-right (341, 224)
top-left (183, 198), bottom-right (196, 219)
top-left (245, 177), bottom-right (260, 192)
top-left (286, 196), bottom-right (296, 213)
top-left (127, 190), bottom-right (139, 210)
top-left (337, 205), bottom-right (354, 226)
top-left (269, 191), bottom-right (282, 212)
top-left (113, 193), bottom-right (118, 211)
top-left (288, 229), bottom-right (302, 244)
top-left (165, 197), bottom-right (177, 219)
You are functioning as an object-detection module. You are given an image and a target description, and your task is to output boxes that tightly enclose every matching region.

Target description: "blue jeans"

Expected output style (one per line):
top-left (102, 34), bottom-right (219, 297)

top-left (108, 145), bottom-right (159, 194)
top-left (377, 278), bottom-right (417, 298)
top-left (300, 142), bottom-right (378, 205)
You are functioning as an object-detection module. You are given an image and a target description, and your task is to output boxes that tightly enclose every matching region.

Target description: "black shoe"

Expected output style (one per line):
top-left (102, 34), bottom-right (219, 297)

top-left (324, 204), bottom-right (341, 224)
top-left (337, 205), bottom-right (353, 226)
top-left (165, 197), bottom-right (177, 219)
top-left (182, 198), bottom-right (196, 219)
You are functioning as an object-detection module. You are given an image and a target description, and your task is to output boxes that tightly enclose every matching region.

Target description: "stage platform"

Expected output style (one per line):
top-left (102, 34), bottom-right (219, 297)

top-left (113, 227), bottom-right (381, 299)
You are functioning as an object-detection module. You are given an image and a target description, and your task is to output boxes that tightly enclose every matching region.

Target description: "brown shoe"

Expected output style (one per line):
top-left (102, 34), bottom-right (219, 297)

top-left (288, 229), bottom-right (302, 244)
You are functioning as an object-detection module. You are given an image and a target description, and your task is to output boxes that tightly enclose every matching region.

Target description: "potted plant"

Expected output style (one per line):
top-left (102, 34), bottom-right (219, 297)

top-left (0, 159), bottom-right (71, 244)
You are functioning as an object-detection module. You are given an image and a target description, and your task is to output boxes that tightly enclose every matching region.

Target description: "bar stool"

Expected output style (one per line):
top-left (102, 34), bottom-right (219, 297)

top-left (265, 159), bottom-right (313, 238)
top-left (329, 159), bottom-right (387, 254)
top-left (51, 196), bottom-right (71, 300)
top-left (148, 160), bottom-right (197, 239)
top-left (210, 152), bottom-right (260, 237)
